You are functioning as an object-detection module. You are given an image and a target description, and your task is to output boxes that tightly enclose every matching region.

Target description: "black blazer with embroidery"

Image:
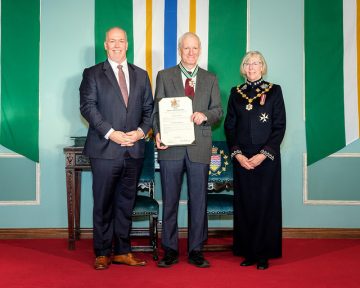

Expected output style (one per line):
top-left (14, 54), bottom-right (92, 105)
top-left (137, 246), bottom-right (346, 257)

top-left (224, 81), bottom-right (286, 159)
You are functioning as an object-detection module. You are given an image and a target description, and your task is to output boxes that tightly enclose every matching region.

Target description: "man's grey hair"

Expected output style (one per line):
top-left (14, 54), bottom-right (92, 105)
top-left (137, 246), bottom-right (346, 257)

top-left (178, 32), bottom-right (201, 49)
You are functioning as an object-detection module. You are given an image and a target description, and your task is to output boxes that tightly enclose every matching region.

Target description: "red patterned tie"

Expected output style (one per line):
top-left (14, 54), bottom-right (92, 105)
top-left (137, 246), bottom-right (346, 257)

top-left (117, 65), bottom-right (129, 106)
top-left (185, 78), bottom-right (195, 97)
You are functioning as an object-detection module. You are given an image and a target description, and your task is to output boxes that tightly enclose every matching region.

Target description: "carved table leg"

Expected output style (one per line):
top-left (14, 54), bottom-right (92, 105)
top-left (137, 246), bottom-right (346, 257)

top-left (75, 171), bottom-right (82, 240)
top-left (66, 168), bottom-right (76, 250)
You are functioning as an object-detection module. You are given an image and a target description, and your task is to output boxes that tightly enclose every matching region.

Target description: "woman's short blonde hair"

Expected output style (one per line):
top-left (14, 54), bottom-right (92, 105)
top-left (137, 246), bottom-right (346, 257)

top-left (240, 51), bottom-right (268, 77)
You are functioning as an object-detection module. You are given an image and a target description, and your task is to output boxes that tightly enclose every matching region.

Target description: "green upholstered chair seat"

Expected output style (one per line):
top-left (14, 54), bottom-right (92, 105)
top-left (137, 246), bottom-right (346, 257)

top-left (133, 195), bottom-right (159, 215)
top-left (207, 194), bottom-right (233, 215)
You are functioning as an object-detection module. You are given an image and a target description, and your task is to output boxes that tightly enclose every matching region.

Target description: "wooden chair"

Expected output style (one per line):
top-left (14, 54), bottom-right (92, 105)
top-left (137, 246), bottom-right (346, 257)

top-left (131, 139), bottom-right (159, 260)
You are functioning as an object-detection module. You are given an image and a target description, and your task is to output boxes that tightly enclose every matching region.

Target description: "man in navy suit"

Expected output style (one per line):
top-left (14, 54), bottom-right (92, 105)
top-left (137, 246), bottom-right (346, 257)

top-left (80, 27), bottom-right (153, 270)
top-left (152, 32), bottom-right (223, 268)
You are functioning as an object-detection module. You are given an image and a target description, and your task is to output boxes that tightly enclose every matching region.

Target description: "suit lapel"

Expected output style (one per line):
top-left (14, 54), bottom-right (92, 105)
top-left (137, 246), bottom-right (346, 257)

top-left (193, 68), bottom-right (206, 108)
top-left (171, 66), bottom-right (185, 97)
top-left (127, 63), bottom-right (137, 108)
top-left (103, 60), bottom-right (121, 94)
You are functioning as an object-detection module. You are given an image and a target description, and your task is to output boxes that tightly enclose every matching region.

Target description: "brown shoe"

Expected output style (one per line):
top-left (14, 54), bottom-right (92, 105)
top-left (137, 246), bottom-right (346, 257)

top-left (112, 253), bottom-right (146, 266)
top-left (94, 256), bottom-right (111, 270)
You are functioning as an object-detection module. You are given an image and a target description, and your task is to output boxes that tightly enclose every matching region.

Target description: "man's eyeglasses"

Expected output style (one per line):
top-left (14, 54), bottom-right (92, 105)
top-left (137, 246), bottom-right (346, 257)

top-left (243, 61), bottom-right (262, 67)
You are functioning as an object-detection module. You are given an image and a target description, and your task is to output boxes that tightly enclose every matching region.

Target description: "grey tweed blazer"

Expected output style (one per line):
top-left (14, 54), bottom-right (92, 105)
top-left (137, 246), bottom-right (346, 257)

top-left (152, 65), bottom-right (223, 164)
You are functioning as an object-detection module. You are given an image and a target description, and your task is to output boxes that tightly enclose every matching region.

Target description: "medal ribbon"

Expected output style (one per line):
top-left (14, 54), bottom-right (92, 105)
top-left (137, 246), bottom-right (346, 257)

top-left (179, 62), bottom-right (198, 97)
top-left (179, 62), bottom-right (199, 78)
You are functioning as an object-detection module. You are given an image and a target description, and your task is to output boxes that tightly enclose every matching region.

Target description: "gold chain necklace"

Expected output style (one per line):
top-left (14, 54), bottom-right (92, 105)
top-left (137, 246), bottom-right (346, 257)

top-left (236, 83), bottom-right (273, 111)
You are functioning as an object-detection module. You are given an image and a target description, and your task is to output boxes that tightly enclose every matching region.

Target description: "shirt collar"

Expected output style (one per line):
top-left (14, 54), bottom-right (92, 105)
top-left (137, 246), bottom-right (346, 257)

top-left (108, 58), bottom-right (128, 71)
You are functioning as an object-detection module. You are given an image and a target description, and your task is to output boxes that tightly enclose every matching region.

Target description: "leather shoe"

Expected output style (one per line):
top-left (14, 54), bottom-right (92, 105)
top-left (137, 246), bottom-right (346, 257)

top-left (94, 256), bottom-right (111, 270)
top-left (257, 259), bottom-right (269, 270)
top-left (112, 253), bottom-right (146, 266)
top-left (188, 251), bottom-right (210, 268)
top-left (157, 249), bottom-right (179, 268)
top-left (240, 259), bottom-right (256, 266)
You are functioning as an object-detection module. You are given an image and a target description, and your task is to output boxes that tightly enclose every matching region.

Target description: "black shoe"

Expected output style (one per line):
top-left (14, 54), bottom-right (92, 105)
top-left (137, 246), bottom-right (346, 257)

top-left (257, 259), bottom-right (269, 270)
top-left (157, 249), bottom-right (179, 268)
top-left (188, 251), bottom-right (210, 268)
top-left (240, 259), bottom-right (256, 266)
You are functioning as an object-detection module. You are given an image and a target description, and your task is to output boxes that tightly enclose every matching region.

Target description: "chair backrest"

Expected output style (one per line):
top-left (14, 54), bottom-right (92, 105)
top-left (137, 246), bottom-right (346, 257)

top-left (139, 139), bottom-right (155, 182)
top-left (207, 141), bottom-right (234, 217)
top-left (138, 139), bottom-right (155, 197)
top-left (208, 141), bottom-right (233, 183)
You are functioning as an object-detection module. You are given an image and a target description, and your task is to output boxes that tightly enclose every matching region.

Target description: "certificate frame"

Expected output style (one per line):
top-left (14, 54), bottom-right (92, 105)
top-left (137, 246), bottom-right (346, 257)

top-left (159, 97), bottom-right (195, 146)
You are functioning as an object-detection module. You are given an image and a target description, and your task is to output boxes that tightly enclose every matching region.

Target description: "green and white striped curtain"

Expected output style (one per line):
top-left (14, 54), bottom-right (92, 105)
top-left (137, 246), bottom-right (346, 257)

top-left (305, 0), bottom-right (360, 165)
top-left (0, 0), bottom-right (40, 162)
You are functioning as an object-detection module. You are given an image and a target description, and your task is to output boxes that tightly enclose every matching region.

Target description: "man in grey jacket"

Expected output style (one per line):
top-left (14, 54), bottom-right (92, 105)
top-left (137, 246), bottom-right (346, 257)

top-left (152, 32), bottom-right (223, 268)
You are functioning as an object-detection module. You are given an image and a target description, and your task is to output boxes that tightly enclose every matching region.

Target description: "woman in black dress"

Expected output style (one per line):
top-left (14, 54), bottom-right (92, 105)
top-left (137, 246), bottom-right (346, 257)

top-left (224, 51), bottom-right (286, 270)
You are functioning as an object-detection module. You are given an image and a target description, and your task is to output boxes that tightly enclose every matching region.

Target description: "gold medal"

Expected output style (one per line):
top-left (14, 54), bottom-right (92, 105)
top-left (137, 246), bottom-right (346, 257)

top-left (246, 104), bottom-right (253, 111)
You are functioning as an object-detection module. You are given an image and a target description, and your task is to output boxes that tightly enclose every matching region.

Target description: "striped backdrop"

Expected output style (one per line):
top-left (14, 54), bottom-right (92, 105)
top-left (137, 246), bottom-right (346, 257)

top-left (132, 0), bottom-right (211, 85)
top-left (95, 0), bottom-right (247, 140)
top-left (305, 0), bottom-right (360, 165)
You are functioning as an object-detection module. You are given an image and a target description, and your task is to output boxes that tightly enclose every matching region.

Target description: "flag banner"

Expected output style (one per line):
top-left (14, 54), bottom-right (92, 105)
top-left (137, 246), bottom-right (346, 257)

top-left (0, 0), bottom-right (40, 162)
top-left (95, 0), bottom-right (247, 140)
top-left (305, 0), bottom-right (360, 165)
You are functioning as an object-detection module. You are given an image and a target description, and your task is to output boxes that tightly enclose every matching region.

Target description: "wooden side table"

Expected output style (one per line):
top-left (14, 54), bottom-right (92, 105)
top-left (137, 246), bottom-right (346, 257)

top-left (63, 146), bottom-right (90, 250)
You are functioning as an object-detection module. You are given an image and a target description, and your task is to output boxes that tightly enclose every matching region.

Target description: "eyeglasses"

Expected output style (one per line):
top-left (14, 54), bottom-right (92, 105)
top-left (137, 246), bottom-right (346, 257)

top-left (243, 61), bottom-right (262, 67)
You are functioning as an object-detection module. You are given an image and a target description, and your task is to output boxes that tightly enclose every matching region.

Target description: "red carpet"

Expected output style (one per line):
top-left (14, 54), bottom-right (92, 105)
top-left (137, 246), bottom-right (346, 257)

top-left (1, 238), bottom-right (359, 288)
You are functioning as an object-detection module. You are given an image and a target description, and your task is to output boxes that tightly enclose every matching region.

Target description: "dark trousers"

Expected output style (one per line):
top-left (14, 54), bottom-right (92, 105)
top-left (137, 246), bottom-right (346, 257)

top-left (90, 157), bottom-right (143, 257)
top-left (159, 153), bottom-right (209, 253)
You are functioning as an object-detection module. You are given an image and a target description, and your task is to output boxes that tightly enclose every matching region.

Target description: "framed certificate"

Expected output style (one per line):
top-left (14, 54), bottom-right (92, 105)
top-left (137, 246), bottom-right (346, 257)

top-left (159, 97), bottom-right (195, 146)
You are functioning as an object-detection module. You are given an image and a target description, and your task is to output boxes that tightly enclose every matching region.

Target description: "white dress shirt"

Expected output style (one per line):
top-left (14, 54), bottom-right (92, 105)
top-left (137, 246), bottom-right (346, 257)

top-left (108, 58), bottom-right (130, 94)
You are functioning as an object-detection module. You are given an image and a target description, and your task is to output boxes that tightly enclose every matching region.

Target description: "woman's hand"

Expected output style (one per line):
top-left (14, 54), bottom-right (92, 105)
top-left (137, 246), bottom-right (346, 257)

top-left (248, 153), bottom-right (266, 168)
top-left (235, 153), bottom-right (266, 170)
top-left (235, 154), bottom-right (255, 170)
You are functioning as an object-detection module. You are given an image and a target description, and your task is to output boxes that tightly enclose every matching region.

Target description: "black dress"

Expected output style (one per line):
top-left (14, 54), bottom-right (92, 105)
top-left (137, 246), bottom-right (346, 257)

top-left (224, 79), bottom-right (286, 260)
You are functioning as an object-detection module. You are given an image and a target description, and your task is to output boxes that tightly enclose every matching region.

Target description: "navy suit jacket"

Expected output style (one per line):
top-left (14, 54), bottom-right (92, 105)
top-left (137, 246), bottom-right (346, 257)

top-left (80, 60), bottom-right (153, 159)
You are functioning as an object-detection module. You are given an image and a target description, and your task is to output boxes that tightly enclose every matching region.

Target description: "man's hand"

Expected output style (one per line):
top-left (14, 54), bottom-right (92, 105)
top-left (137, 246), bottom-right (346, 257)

top-left (109, 131), bottom-right (134, 146)
top-left (125, 130), bottom-right (144, 143)
top-left (155, 133), bottom-right (168, 150)
top-left (191, 112), bottom-right (207, 125)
